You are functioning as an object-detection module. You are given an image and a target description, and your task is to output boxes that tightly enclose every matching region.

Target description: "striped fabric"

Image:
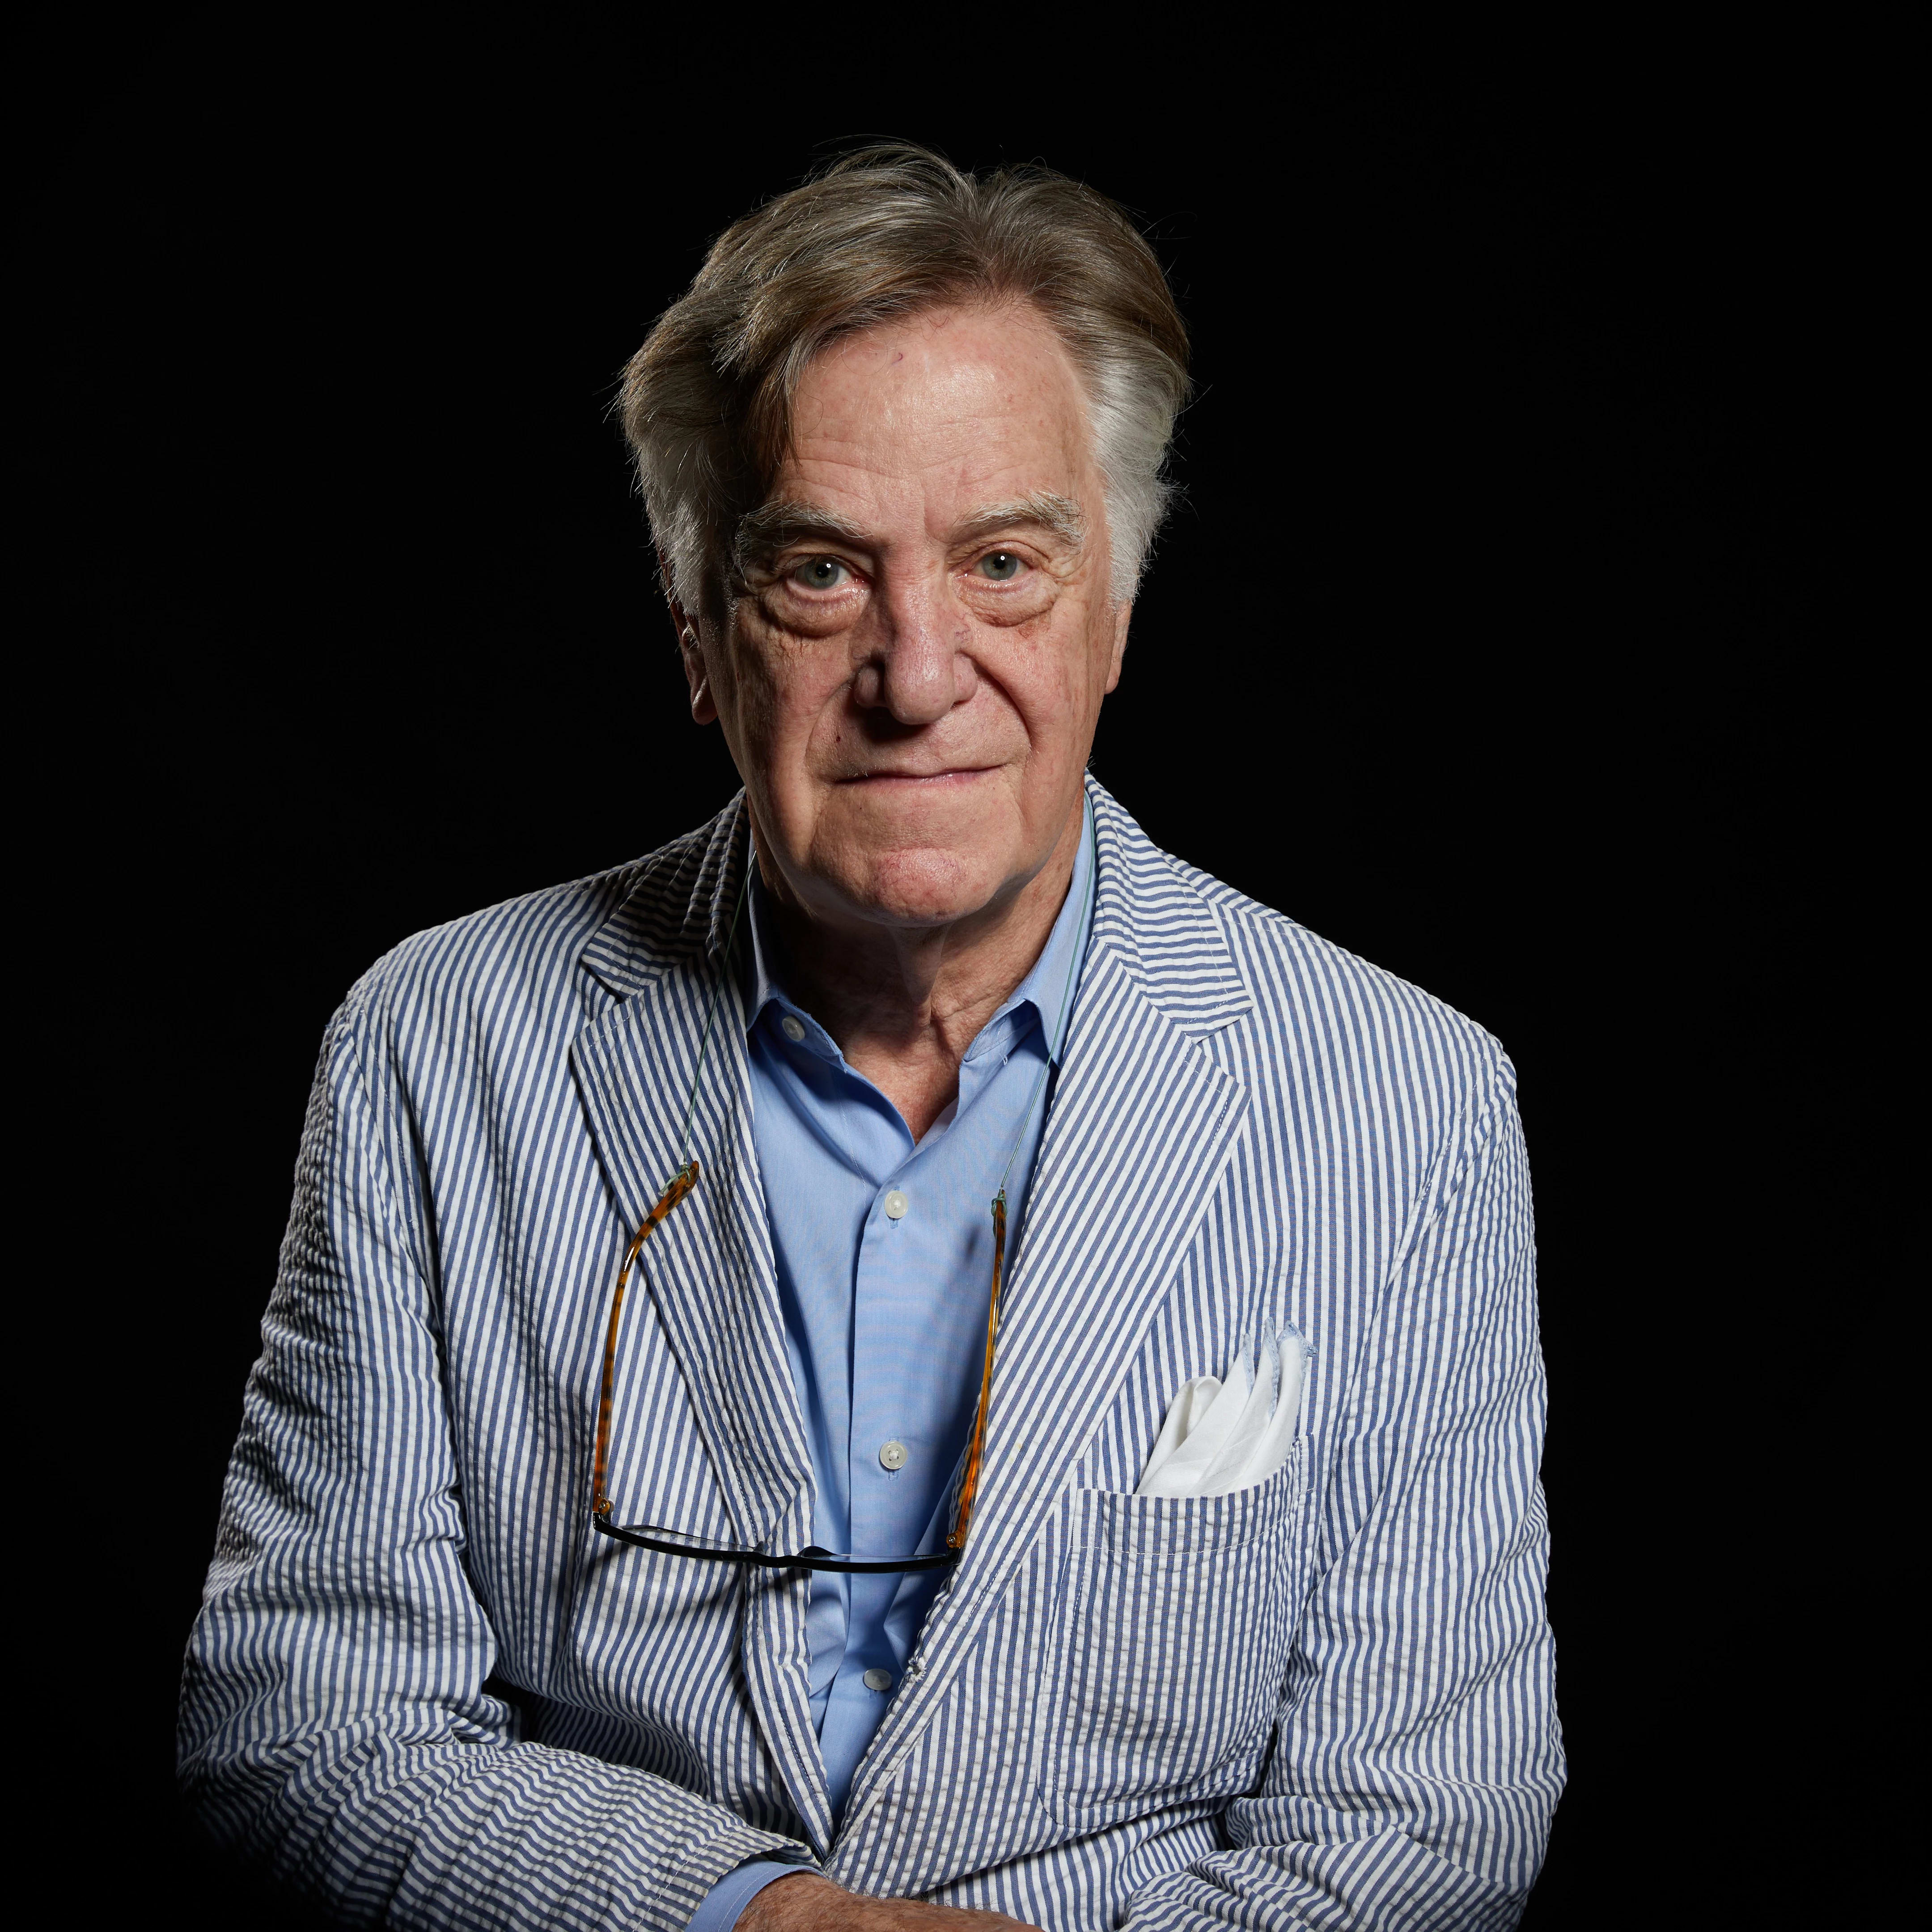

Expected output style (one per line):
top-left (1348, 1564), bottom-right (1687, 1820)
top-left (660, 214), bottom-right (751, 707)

top-left (179, 778), bottom-right (1562, 1931)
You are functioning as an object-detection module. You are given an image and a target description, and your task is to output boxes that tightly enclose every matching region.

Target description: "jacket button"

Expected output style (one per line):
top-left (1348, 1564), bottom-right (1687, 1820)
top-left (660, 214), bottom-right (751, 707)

top-left (863, 1668), bottom-right (894, 1692)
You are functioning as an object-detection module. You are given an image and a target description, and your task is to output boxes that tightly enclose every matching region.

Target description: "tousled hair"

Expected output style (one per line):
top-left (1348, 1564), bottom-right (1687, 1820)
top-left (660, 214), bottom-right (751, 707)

top-left (617, 143), bottom-right (1191, 617)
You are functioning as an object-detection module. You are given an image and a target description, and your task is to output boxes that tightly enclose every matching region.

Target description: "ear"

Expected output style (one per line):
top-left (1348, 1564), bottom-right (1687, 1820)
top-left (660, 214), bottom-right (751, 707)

top-left (660, 551), bottom-right (719, 726)
top-left (1104, 599), bottom-right (1133, 694)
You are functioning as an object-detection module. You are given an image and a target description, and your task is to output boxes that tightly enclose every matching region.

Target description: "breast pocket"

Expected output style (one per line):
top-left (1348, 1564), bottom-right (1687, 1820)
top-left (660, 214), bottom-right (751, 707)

top-left (1032, 1439), bottom-right (1311, 1828)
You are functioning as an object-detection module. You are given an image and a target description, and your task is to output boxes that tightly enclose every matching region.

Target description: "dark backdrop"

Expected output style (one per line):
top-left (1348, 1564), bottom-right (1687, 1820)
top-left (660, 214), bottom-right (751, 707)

top-left (23, 17), bottom-right (1902, 1929)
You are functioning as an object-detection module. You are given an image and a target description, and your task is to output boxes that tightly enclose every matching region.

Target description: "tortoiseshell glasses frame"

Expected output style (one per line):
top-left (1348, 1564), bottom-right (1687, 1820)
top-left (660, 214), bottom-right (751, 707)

top-left (588, 1166), bottom-right (1008, 1574)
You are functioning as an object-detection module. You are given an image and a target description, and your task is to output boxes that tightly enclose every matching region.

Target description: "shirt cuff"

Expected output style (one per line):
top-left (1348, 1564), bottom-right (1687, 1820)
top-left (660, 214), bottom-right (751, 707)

top-left (685, 1854), bottom-right (817, 1932)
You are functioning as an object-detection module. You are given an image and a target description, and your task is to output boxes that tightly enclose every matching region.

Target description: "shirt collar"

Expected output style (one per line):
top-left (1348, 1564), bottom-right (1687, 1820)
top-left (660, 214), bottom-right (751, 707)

top-left (745, 795), bottom-right (1096, 1066)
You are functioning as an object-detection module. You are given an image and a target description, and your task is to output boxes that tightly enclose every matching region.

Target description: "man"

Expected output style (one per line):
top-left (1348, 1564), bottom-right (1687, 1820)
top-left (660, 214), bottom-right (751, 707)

top-left (181, 145), bottom-right (1562, 1930)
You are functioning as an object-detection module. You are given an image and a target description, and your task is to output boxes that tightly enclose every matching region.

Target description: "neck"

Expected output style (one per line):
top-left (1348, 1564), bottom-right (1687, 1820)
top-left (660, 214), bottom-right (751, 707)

top-left (758, 805), bottom-right (1084, 1141)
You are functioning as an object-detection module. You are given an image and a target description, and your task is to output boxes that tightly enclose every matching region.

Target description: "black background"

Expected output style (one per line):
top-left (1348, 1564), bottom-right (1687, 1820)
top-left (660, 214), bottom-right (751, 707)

top-left (21, 14), bottom-right (1905, 1929)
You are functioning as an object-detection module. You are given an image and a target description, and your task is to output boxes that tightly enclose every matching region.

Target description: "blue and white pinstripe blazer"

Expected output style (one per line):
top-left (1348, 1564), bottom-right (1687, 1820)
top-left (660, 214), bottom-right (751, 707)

top-left (180, 778), bottom-right (1562, 1931)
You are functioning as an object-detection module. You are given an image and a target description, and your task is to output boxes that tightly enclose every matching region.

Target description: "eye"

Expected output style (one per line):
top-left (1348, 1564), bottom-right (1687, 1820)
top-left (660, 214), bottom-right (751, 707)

top-left (975, 550), bottom-right (1026, 582)
top-left (791, 556), bottom-right (850, 591)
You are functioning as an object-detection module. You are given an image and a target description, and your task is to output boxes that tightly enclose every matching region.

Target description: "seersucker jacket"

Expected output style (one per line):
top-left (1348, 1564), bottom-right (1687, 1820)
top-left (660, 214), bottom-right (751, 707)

top-left (179, 777), bottom-right (1562, 1932)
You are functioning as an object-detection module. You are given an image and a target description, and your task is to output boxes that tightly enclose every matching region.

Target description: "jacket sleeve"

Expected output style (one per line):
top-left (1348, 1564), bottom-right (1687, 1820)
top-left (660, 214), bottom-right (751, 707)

top-left (1124, 1055), bottom-right (1563, 1931)
top-left (177, 989), bottom-right (809, 1930)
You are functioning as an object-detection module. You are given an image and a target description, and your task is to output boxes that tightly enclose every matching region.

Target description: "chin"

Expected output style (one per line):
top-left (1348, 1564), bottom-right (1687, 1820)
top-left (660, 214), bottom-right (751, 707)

top-left (809, 782), bottom-right (1034, 926)
top-left (833, 843), bottom-right (1017, 929)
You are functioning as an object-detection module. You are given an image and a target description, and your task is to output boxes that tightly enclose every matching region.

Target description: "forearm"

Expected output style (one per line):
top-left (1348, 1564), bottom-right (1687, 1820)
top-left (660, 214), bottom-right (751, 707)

top-left (180, 1690), bottom-right (797, 1931)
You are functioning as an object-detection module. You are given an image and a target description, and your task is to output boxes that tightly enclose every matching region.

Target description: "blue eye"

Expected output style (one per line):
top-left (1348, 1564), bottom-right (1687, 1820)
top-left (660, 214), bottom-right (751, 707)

top-left (793, 557), bottom-right (848, 590)
top-left (976, 551), bottom-right (1025, 581)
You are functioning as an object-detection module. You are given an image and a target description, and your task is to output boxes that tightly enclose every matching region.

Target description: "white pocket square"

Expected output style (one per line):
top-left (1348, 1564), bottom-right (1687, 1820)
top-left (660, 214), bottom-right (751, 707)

top-left (1135, 1324), bottom-right (1307, 1499)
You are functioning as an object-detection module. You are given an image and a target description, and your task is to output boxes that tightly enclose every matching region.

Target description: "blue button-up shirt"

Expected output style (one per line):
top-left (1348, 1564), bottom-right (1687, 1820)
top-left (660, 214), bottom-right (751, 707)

top-left (688, 803), bottom-right (1094, 1929)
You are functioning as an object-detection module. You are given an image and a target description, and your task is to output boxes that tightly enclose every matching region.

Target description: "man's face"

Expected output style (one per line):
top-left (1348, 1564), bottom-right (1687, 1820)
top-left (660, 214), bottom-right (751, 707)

top-left (680, 301), bottom-right (1129, 938)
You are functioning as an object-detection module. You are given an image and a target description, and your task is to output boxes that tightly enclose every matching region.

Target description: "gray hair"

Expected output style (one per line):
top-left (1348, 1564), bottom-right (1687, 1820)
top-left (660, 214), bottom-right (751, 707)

top-left (617, 143), bottom-right (1191, 617)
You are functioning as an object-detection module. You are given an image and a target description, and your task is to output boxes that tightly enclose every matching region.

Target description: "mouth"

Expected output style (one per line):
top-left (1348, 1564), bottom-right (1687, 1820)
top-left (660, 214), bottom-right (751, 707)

top-left (836, 765), bottom-right (996, 787)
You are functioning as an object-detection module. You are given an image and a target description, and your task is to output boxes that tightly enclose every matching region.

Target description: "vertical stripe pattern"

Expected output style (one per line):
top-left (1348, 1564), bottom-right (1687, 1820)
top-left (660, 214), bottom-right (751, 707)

top-left (179, 779), bottom-right (1561, 1930)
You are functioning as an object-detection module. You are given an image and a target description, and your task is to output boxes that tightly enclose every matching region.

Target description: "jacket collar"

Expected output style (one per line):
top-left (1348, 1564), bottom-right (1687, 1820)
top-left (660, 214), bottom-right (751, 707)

top-left (577, 791), bottom-right (753, 1001)
top-left (1084, 777), bottom-right (1252, 1036)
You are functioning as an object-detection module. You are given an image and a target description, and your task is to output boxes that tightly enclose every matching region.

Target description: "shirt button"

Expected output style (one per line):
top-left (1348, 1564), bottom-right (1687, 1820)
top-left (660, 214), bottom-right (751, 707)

top-left (862, 1668), bottom-right (894, 1693)
top-left (883, 1189), bottom-right (909, 1220)
top-left (879, 1439), bottom-right (908, 1471)
top-left (780, 1015), bottom-right (805, 1043)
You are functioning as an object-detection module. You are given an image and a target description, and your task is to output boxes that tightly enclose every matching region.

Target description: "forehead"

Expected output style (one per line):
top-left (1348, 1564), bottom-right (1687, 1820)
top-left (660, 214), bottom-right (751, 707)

top-left (778, 301), bottom-right (1093, 518)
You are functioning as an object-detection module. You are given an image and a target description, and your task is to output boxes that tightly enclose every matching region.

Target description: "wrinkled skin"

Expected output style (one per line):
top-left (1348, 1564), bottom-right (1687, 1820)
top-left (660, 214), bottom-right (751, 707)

top-left (673, 299), bottom-right (1128, 1143)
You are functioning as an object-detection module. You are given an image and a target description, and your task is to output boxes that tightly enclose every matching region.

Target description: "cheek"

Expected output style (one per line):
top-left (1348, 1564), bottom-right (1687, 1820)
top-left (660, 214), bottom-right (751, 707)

top-left (1004, 606), bottom-right (1110, 729)
top-left (737, 648), bottom-right (848, 772)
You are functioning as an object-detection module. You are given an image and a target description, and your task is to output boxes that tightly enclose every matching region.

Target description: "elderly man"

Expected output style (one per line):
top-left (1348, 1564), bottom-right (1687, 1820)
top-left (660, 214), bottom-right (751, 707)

top-left (181, 145), bottom-right (1562, 1930)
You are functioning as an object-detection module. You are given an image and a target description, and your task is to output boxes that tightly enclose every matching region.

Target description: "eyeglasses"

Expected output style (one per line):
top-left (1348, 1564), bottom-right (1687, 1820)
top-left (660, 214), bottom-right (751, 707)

top-left (590, 1164), bottom-right (1008, 1573)
top-left (590, 824), bottom-right (1084, 1576)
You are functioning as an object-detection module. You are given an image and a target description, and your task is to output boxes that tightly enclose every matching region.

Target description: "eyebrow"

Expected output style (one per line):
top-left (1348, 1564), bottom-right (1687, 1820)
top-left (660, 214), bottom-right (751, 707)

top-left (952, 491), bottom-right (1086, 550)
top-left (732, 490), bottom-right (1087, 576)
top-left (733, 500), bottom-right (872, 568)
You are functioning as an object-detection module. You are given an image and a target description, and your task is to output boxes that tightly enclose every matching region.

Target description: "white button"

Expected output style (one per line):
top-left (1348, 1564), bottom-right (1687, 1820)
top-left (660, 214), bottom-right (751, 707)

top-left (878, 1439), bottom-right (908, 1470)
top-left (862, 1667), bottom-right (894, 1693)
top-left (883, 1189), bottom-right (909, 1220)
top-left (780, 1015), bottom-right (805, 1043)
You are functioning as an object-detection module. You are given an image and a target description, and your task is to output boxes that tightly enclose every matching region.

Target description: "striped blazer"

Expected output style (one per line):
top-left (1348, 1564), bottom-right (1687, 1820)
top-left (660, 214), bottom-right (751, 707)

top-left (180, 778), bottom-right (1562, 1931)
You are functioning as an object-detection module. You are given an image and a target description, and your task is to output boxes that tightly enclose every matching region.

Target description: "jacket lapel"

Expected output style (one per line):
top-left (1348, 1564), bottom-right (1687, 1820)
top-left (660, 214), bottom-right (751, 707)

top-left (569, 804), bottom-right (836, 1849)
top-left (837, 785), bottom-right (1255, 1838)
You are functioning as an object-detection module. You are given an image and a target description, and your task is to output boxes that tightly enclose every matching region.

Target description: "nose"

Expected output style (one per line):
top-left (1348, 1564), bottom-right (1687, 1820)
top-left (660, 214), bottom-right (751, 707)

top-left (853, 576), bottom-right (975, 726)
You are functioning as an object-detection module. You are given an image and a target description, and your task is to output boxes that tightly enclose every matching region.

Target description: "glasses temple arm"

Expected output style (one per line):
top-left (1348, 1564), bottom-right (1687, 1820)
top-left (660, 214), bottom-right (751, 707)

top-left (592, 1161), bottom-right (700, 1518)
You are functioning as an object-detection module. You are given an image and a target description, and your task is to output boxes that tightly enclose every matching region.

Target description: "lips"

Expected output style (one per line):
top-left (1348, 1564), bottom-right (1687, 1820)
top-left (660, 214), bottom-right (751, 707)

top-left (837, 766), bottom-right (995, 784)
